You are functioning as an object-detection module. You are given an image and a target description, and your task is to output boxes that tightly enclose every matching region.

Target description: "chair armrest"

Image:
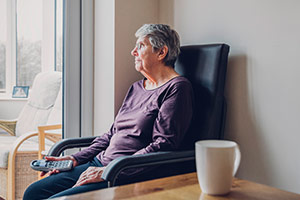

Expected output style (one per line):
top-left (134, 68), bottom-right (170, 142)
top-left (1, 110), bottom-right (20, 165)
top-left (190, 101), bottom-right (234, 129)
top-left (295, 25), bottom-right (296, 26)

top-left (0, 119), bottom-right (17, 136)
top-left (38, 124), bottom-right (62, 159)
top-left (47, 136), bottom-right (97, 156)
top-left (48, 137), bottom-right (195, 187)
top-left (38, 124), bottom-right (62, 142)
top-left (8, 131), bottom-right (39, 199)
top-left (102, 150), bottom-right (195, 187)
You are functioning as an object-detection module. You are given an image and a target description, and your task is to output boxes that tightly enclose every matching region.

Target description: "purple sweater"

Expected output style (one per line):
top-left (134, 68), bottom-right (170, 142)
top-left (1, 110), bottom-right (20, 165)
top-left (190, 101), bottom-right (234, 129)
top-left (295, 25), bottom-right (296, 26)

top-left (72, 76), bottom-right (193, 167)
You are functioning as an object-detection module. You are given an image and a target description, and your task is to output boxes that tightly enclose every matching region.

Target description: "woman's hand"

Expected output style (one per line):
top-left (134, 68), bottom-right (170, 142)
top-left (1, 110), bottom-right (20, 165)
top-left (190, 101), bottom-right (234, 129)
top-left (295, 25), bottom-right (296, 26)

top-left (73, 166), bottom-right (106, 187)
top-left (40, 155), bottom-right (78, 177)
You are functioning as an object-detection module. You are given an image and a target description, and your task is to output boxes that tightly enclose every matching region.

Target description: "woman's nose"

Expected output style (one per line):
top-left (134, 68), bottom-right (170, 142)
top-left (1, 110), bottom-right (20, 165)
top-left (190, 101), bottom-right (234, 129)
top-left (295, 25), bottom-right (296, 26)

top-left (131, 47), bottom-right (138, 56)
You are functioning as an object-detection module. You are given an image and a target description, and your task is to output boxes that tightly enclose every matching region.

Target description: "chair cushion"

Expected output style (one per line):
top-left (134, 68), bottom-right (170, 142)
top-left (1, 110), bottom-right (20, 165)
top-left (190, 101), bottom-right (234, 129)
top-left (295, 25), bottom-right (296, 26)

top-left (47, 84), bottom-right (62, 125)
top-left (27, 71), bottom-right (62, 110)
top-left (0, 136), bottom-right (53, 169)
top-left (16, 107), bottom-right (52, 138)
top-left (16, 71), bottom-right (62, 137)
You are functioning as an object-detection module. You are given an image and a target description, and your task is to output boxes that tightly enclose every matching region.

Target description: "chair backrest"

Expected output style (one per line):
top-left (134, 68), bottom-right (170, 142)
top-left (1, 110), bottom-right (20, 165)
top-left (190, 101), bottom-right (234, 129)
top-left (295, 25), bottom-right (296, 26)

top-left (175, 44), bottom-right (230, 150)
top-left (16, 71), bottom-right (62, 137)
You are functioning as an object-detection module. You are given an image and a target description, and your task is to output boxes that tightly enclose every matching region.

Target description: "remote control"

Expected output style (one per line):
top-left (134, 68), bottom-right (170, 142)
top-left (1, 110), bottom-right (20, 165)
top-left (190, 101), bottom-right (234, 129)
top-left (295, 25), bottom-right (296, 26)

top-left (30, 159), bottom-right (73, 172)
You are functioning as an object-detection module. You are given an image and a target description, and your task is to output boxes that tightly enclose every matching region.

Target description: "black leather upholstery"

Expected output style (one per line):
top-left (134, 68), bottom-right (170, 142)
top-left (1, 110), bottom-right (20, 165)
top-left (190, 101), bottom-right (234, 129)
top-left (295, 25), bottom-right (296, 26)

top-left (177, 44), bottom-right (229, 150)
top-left (47, 43), bottom-right (230, 187)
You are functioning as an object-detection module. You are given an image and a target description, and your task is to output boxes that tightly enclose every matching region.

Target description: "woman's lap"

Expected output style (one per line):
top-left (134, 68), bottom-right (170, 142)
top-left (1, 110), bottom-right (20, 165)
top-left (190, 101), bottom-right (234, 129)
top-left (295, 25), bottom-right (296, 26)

top-left (49, 181), bottom-right (108, 198)
top-left (23, 158), bottom-right (106, 200)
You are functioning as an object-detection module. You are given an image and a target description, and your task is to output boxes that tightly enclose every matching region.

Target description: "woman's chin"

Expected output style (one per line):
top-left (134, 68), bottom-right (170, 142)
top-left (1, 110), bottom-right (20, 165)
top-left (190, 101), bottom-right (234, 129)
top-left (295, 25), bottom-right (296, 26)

top-left (135, 65), bottom-right (142, 72)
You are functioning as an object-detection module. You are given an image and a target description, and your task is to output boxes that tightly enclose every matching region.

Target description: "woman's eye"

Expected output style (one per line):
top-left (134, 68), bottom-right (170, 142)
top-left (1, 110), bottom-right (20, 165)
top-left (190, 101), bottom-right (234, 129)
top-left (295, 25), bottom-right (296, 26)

top-left (137, 43), bottom-right (143, 50)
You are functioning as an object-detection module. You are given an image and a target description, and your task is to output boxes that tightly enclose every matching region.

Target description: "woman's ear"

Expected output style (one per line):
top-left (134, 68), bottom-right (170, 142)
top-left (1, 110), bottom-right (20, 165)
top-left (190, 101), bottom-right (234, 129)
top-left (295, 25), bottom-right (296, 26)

top-left (157, 46), bottom-right (168, 61)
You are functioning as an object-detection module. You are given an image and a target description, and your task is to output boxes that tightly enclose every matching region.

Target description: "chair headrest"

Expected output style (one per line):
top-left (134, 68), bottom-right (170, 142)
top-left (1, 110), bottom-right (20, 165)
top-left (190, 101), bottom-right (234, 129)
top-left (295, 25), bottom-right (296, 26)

top-left (28, 71), bottom-right (62, 109)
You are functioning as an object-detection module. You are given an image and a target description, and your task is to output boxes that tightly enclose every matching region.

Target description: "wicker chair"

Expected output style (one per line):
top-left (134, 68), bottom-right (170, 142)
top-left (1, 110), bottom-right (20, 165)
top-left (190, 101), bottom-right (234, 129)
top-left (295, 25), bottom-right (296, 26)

top-left (0, 71), bottom-right (62, 200)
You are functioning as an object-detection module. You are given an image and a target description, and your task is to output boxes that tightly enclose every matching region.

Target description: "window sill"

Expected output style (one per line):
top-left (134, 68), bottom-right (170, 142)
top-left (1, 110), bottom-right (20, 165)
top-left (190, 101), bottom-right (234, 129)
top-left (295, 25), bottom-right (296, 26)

top-left (0, 95), bottom-right (28, 101)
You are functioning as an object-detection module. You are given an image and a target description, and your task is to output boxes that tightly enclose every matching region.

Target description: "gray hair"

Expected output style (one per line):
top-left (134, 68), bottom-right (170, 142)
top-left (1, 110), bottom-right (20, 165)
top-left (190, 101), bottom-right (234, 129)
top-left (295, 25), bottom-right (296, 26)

top-left (135, 24), bottom-right (180, 67)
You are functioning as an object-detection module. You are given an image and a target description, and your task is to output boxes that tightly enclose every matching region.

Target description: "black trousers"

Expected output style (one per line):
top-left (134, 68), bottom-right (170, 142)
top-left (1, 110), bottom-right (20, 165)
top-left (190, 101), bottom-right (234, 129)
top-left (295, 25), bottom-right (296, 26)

top-left (23, 157), bottom-right (107, 200)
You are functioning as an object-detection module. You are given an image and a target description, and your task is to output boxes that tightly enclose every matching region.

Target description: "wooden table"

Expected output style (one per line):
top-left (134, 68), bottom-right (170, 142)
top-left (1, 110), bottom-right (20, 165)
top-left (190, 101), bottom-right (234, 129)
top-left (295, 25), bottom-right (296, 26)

top-left (55, 173), bottom-right (300, 200)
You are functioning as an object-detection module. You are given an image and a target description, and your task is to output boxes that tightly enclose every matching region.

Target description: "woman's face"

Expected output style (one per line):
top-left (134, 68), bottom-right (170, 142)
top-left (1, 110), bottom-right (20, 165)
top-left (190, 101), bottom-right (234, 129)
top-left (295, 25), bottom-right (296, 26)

top-left (131, 37), bottom-right (159, 74)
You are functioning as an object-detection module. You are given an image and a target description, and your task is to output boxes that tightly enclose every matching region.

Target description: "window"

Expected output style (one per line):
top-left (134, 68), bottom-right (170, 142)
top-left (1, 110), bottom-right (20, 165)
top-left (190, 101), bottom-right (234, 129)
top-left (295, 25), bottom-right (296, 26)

top-left (16, 0), bottom-right (42, 87)
top-left (0, 0), bottom-right (63, 98)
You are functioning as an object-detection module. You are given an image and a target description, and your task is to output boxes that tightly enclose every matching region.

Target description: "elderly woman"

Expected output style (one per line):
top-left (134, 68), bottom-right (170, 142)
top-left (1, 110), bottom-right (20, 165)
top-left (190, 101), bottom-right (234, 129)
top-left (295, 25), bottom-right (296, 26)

top-left (23, 24), bottom-right (194, 199)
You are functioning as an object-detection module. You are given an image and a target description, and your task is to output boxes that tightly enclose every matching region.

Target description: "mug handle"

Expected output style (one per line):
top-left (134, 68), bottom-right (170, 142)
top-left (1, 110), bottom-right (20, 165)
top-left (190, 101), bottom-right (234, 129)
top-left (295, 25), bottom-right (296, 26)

top-left (233, 144), bottom-right (241, 176)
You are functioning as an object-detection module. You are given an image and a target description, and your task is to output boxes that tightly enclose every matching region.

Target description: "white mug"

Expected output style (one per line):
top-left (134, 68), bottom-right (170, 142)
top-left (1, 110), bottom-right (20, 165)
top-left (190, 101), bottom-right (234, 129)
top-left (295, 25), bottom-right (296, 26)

top-left (195, 140), bottom-right (241, 195)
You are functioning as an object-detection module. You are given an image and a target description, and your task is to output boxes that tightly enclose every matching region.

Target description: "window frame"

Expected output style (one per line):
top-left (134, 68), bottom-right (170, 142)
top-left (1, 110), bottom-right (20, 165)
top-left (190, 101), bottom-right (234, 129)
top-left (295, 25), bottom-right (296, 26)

top-left (0, 0), bottom-right (16, 99)
top-left (63, 0), bottom-right (94, 139)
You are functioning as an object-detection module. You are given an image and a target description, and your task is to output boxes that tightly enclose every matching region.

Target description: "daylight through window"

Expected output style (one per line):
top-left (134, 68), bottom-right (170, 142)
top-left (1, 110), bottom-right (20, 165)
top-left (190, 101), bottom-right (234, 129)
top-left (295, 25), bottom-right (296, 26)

top-left (0, 0), bottom-right (63, 97)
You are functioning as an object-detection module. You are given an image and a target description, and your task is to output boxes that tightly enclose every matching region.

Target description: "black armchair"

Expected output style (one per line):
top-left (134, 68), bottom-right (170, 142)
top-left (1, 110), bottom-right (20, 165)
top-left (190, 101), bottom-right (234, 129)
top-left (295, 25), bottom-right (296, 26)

top-left (48, 43), bottom-right (230, 187)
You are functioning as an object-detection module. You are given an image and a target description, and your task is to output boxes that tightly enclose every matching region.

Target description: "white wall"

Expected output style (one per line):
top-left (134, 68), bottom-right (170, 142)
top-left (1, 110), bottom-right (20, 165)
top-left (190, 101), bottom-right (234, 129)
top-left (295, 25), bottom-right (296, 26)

top-left (160, 0), bottom-right (300, 193)
top-left (94, 0), bottom-right (159, 135)
top-left (94, 0), bottom-right (300, 193)
top-left (115, 0), bottom-right (159, 112)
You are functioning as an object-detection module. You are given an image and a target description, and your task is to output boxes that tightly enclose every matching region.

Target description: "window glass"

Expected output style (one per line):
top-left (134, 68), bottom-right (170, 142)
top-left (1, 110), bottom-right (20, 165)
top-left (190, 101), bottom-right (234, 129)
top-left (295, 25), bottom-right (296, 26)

top-left (0, 0), bottom-right (6, 90)
top-left (16, 0), bottom-right (42, 87)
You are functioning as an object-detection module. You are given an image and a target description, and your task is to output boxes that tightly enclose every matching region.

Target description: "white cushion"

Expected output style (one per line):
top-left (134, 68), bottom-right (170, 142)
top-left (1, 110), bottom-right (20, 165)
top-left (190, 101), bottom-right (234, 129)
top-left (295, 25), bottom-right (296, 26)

top-left (0, 136), bottom-right (53, 169)
top-left (15, 106), bottom-right (52, 137)
top-left (0, 71), bottom-right (63, 169)
top-left (16, 71), bottom-right (62, 137)
top-left (47, 84), bottom-right (62, 125)
top-left (27, 71), bottom-right (62, 109)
